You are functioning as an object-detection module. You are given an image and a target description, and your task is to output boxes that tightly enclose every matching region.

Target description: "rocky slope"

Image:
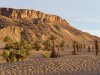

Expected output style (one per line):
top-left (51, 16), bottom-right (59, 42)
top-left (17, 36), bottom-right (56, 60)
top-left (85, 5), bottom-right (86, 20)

top-left (0, 8), bottom-right (99, 47)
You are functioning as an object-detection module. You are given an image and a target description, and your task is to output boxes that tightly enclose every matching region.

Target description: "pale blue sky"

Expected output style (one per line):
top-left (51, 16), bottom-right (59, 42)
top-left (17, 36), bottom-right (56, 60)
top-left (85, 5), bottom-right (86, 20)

top-left (0, 0), bottom-right (100, 36)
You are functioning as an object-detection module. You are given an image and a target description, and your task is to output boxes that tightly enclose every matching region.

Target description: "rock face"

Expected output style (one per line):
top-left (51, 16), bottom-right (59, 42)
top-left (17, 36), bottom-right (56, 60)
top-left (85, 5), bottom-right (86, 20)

top-left (0, 8), bottom-right (64, 22)
top-left (0, 8), bottom-right (99, 48)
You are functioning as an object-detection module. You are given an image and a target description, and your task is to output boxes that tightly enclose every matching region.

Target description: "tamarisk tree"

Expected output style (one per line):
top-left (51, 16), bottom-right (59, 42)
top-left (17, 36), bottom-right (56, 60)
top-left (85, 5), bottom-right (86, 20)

top-left (94, 39), bottom-right (99, 56)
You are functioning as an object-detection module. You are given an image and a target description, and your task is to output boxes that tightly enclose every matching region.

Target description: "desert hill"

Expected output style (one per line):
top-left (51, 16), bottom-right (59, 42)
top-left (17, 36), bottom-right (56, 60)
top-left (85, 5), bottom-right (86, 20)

top-left (0, 8), bottom-right (99, 47)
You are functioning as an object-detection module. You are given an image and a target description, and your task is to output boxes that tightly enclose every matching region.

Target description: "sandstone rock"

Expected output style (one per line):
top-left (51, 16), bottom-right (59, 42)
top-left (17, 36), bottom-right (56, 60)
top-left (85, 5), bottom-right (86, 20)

top-left (0, 8), bottom-right (64, 22)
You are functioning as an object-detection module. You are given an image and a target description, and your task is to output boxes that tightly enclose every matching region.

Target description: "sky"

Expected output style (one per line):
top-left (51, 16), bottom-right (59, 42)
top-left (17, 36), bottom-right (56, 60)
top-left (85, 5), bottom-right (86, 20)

top-left (0, 0), bottom-right (100, 36)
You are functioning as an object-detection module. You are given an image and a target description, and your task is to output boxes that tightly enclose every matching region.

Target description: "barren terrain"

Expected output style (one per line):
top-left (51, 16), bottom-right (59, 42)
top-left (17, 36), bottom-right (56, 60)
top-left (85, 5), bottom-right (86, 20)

top-left (0, 48), bottom-right (100, 75)
top-left (0, 8), bottom-right (100, 75)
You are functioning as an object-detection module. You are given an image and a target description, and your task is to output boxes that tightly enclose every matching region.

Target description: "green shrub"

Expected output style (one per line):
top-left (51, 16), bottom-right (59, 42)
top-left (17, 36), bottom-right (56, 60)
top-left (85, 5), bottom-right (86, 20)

top-left (33, 40), bottom-right (41, 51)
top-left (2, 50), bottom-right (10, 58)
top-left (2, 49), bottom-right (29, 62)
top-left (59, 40), bottom-right (65, 50)
top-left (2, 50), bottom-right (16, 62)
top-left (3, 39), bottom-right (31, 62)
top-left (41, 53), bottom-right (49, 58)
top-left (9, 51), bottom-right (17, 62)
top-left (50, 49), bottom-right (60, 58)
top-left (3, 36), bottom-right (11, 43)
top-left (12, 42), bottom-right (20, 50)
top-left (16, 49), bottom-right (29, 61)
top-left (4, 44), bottom-right (13, 50)
top-left (19, 40), bottom-right (32, 50)
top-left (42, 40), bottom-right (52, 51)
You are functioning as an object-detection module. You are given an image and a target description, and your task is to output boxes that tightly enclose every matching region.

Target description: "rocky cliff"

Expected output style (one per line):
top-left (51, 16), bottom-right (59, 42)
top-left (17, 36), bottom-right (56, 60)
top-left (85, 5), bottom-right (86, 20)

top-left (0, 8), bottom-right (99, 48)
top-left (0, 8), bottom-right (65, 22)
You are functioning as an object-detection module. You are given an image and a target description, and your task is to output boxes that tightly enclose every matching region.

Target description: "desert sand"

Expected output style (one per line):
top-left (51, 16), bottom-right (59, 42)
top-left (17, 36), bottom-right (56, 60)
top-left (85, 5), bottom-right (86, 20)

top-left (0, 48), bottom-right (100, 75)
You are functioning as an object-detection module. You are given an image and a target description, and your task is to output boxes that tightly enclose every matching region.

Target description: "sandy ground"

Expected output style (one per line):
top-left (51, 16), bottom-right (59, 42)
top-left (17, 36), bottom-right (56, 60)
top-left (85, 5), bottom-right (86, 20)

top-left (0, 48), bottom-right (100, 75)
